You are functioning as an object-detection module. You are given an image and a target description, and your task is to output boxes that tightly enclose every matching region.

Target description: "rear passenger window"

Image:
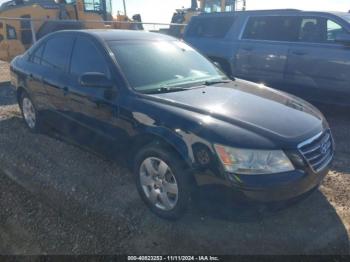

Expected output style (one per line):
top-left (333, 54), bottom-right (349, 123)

top-left (242, 16), bottom-right (299, 42)
top-left (30, 44), bottom-right (45, 64)
top-left (186, 16), bottom-right (235, 38)
top-left (70, 37), bottom-right (109, 77)
top-left (299, 18), bottom-right (324, 42)
top-left (42, 36), bottom-right (74, 71)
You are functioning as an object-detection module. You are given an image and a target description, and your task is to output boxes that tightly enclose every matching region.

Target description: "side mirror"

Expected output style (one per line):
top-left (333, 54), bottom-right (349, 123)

top-left (335, 33), bottom-right (350, 46)
top-left (79, 72), bottom-right (113, 88)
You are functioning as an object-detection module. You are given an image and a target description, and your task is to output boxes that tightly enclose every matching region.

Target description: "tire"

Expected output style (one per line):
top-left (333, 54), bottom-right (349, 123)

top-left (133, 143), bottom-right (191, 220)
top-left (19, 91), bottom-right (43, 133)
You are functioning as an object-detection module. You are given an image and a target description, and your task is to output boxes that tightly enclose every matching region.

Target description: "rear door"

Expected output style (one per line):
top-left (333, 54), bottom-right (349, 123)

top-left (24, 43), bottom-right (47, 110)
top-left (235, 15), bottom-right (299, 88)
top-left (40, 34), bottom-right (75, 130)
top-left (285, 16), bottom-right (350, 104)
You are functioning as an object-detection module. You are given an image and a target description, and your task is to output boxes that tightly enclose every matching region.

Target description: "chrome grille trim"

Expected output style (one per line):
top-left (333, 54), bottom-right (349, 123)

top-left (298, 129), bottom-right (334, 173)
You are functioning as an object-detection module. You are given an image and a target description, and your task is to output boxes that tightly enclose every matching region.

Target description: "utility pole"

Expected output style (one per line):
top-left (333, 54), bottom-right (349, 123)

top-left (123, 0), bottom-right (127, 15)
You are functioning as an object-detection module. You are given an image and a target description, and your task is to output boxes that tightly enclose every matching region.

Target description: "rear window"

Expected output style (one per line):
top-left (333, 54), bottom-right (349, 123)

top-left (186, 16), bottom-right (235, 38)
top-left (242, 16), bottom-right (300, 42)
top-left (42, 36), bottom-right (74, 71)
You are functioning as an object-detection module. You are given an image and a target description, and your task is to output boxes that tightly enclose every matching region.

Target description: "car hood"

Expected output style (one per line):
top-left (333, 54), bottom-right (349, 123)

top-left (148, 79), bottom-right (324, 143)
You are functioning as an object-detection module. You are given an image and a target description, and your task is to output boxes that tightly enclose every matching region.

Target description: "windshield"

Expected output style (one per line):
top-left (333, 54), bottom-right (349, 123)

top-left (108, 40), bottom-right (227, 93)
top-left (203, 0), bottom-right (223, 12)
top-left (339, 14), bottom-right (350, 23)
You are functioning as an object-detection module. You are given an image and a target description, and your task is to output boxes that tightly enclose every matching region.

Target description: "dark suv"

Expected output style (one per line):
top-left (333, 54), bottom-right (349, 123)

top-left (11, 30), bottom-right (334, 219)
top-left (184, 10), bottom-right (350, 105)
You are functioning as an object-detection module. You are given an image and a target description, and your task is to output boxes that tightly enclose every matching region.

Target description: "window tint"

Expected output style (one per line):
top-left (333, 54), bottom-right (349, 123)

top-left (42, 36), bottom-right (74, 71)
top-left (187, 16), bottom-right (235, 38)
top-left (243, 16), bottom-right (299, 41)
top-left (30, 44), bottom-right (45, 64)
top-left (70, 37), bottom-right (109, 77)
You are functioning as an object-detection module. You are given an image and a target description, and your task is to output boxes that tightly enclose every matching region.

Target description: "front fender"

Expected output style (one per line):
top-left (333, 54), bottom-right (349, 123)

top-left (135, 124), bottom-right (194, 167)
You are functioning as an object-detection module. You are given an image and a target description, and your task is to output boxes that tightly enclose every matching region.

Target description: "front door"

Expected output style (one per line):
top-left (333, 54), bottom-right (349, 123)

top-left (64, 36), bottom-right (118, 152)
top-left (285, 16), bottom-right (350, 104)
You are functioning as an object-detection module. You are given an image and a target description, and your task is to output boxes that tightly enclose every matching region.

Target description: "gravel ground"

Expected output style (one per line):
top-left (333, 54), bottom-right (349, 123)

top-left (0, 84), bottom-right (349, 255)
top-left (0, 61), bottom-right (10, 84)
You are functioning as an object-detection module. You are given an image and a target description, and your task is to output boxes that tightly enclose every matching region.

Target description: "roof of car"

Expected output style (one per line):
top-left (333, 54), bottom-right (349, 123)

top-left (61, 29), bottom-right (176, 42)
top-left (196, 9), bottom-right (350, 18)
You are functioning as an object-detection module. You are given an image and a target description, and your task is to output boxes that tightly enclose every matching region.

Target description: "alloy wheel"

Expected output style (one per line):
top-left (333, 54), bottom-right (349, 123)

top-left (139, 157), bottom-right (179, 211)
top-left (22, 97), bottom-right (36, 129)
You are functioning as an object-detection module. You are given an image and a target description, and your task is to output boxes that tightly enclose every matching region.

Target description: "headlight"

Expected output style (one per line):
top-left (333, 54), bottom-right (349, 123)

top-left (214, 144), bottom-right (294, 175)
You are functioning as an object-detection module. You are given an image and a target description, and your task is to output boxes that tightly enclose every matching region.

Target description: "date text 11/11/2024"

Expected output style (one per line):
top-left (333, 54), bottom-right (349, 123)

top-left (127, 255), bottom-right (220, 261)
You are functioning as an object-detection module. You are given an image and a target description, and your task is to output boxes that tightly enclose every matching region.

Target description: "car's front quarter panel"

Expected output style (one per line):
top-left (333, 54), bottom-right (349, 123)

top-left (116, 90), bottom-right (333, 201)
top-left (118, 94), bottom-right (286, 182)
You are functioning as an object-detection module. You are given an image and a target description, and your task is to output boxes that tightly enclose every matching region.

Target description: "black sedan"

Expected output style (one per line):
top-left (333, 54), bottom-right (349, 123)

top-left (10, 30), bottom-right (334, 219)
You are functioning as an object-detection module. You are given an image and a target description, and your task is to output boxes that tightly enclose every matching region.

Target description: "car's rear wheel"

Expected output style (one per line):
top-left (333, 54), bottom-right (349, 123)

top-left (19, 91), bottom-right (42, 133)
top-left (134, 143), bottom-right (191, 220)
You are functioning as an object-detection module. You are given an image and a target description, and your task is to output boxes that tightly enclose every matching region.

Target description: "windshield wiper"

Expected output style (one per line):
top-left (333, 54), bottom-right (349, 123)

top-left (203, 79), bottom-right (232, 86)
top-left (143, 86), bottom-right (189, 94)
top-left (142, 79), bottom-right (230, 94)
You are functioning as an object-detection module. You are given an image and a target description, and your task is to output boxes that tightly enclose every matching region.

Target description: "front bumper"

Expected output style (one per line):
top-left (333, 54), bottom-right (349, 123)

top-left (227, 167), bottom-right (329, 203)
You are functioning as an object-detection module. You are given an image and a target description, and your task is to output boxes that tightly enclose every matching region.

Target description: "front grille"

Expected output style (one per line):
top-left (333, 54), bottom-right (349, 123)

top-left (298, 130), bottom-right (334, 173)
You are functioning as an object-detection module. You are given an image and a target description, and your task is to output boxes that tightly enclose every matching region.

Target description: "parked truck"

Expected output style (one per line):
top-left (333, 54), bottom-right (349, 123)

top-left (184, 9), bottom-right (350, 105)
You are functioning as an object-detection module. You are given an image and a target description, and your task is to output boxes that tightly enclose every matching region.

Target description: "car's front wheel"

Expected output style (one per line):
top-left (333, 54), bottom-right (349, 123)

top-left (134, 143), bottom-right (192, 220)
top-left (19, 91), bottom-right (42, 133)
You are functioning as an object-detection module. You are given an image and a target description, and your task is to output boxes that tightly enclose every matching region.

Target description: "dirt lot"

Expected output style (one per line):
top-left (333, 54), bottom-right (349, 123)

top-left (0, 83), bottom-right (349, 255)
top-left (0, 61), bottom-right (10, 83)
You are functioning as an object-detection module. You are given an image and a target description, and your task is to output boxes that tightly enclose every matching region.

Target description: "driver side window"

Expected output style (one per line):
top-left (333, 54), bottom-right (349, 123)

top-left (69, 37), bottom-right (110, 78)
top-left (298, 17), bottom-right (348, 43)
